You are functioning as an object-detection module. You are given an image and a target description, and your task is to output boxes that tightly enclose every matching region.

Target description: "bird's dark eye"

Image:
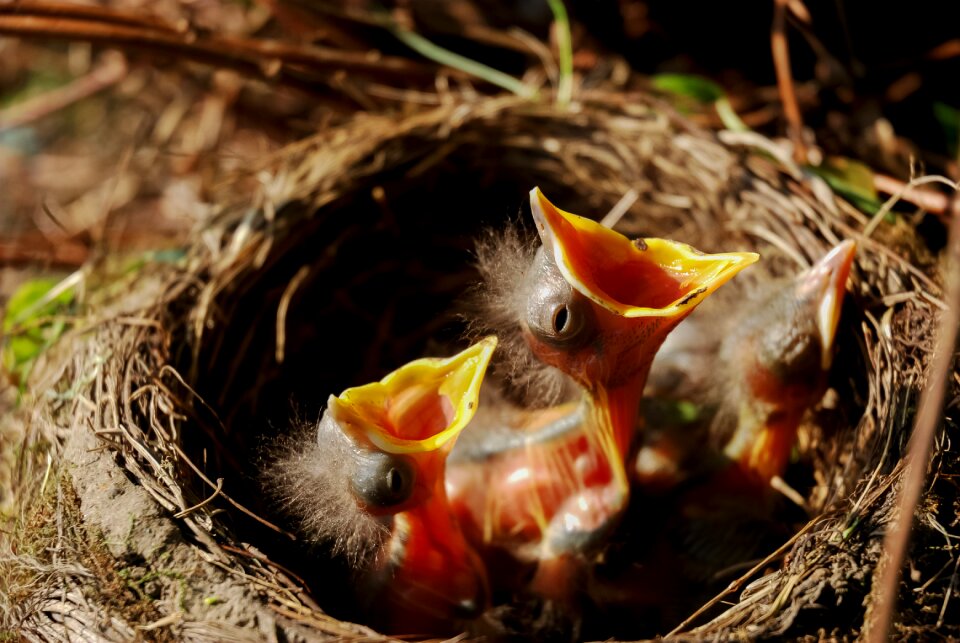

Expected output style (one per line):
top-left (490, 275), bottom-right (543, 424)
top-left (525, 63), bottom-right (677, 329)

top-left (553, 305), bottom-right (570, 334)
top-left (528, 293), bottom-right (592, 348)
top-left (523, 251), bottom-right (594, 348)
top-left (386, 467), bottom-right (404, 494)
top-left (351, 452), bottom-right (416, 509)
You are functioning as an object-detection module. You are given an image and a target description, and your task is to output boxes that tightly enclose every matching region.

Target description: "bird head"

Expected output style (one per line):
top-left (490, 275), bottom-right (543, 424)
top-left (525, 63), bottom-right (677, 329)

top-left (517, 187), bottom-right (758, 455)
top-left (740, 239), bottom-right (857, 405)
top-left (520, 187), bottom-right (758, 392)
top-left (328, 336), bottom-right (496, 509)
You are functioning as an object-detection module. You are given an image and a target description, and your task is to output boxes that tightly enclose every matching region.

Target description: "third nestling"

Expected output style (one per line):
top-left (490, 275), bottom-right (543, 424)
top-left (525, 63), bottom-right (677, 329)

top-left (588, 240), bottom-right (858, 633)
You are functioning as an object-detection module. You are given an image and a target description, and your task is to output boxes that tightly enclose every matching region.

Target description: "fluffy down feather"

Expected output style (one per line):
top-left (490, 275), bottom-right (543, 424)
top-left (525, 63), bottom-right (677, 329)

top-left (262, 416), bottom-right (390, 569)
top-left (463, 223), bottom-right (578, 408)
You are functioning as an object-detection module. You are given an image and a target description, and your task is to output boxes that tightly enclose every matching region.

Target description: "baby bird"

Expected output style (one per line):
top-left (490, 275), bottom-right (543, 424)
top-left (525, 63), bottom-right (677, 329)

top-left (518, 187), bottom-right (758, 462)
top-left (451, 189), bottom-right (756, 611)
top-left (472, 187), bottom-right (756, 483)
top-left (266, 337), bottom-right (497, 635)
top-left (717, 239), bottom-right (857, 483)
top-left (635, 239), bottom-right (858, 489)
top-left (591, 241), bottom-right (858, 634)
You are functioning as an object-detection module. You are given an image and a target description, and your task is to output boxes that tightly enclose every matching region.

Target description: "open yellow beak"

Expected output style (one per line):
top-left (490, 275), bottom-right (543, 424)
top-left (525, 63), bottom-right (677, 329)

top-left (329, 337), bottom-right (497, 454)
top-left (799, 240), bottom-right (856, 369)
top-left (530, 187), bottom-right (759, 318)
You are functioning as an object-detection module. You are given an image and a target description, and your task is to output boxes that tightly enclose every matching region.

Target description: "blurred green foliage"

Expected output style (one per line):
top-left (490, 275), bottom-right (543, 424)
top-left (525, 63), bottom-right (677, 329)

top-left (2, 278), bottom-right (76, 390)
top-left (933, 102), bottom-right (959, 158)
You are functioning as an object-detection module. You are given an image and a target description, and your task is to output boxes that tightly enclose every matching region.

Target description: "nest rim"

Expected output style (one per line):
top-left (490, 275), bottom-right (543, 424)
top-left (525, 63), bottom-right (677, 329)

top-left (4, 90), bottom-right (952, 642)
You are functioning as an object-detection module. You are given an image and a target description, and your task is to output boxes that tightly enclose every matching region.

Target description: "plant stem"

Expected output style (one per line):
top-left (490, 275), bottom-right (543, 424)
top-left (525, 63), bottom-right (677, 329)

top-left (390, 26), bottom-right (535, 99)
top-left (546, 0), bottom-right (573, 105)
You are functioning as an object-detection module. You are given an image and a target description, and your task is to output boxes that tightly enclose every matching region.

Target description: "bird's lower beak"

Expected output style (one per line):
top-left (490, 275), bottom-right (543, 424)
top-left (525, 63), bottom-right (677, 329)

top-left (798, 240), bottom-right (856, 370)
top-left (331, 337), bottom-right (497, 454)
top-left (529, 187), bottom-right (759, 318)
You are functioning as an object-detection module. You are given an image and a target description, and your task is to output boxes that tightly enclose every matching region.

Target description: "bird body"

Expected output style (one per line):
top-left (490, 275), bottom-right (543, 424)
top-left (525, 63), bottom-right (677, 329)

top-left (447, 398), bottom-right (625, 598)
top-left (717, 240), bottom-right (856, 483)
top-left (636, 239), bottom-right (857, 489)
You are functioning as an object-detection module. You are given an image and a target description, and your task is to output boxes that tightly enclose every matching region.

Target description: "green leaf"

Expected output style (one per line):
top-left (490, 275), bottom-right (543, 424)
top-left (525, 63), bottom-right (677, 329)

top-left (714, 96), bottom-right (750, 132)
top-left (841, 515), bottom-right (861, 541)
top-left (0, 70), bottom-right (71, 110)
top-left (4, 278), bottom-right (73, 329)
top-left (390, 25), bottom-right (535, 99)
top-left (546, 0), bottom-right (573, 105)
top-left (641, 398), bottom-right (700, 427)
top-left (652, 74), bottom-right (748, 131)
top-left (150, 248), bottom-right (187, 264)
top-left (652, 73), bottom-right (726, 104)
top-left (120, 247), bottom-right (187, 275)
top-left (933, 102), bottom-right (959, 158)
top-left (2, 278), bottom-right (76, 387)
top-left (807, 157), bottom-right (887, 217)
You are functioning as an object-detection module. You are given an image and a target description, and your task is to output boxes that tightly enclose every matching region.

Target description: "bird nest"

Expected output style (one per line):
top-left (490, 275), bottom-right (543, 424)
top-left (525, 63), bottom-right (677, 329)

top-left (4, 91), bottom-right (956, 642)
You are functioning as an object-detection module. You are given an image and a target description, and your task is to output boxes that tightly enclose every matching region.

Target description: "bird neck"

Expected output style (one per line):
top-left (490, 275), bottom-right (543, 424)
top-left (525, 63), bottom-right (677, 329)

top-left (590, 373), bottom-right (647, 458)
top-left (446, 403), bottom-right (628, 556)
top-left (584, 378), bottom-right (645, 503)
top-left (723, 397), bottom-right (803, 483)
top-left (381, 477), bottom-right (487, 632)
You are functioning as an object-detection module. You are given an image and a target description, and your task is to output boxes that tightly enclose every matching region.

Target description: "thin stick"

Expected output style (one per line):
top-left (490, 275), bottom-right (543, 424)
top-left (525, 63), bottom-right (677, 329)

top-left (0, 54), bottom-right (126, 132)
top-left (171, 443), bottom-right (295, 539)
top-left (666, 519), bottom-right (817, 636)
top-left (863, 195), bottom-right (960, 642)
top-left (0, 4), bottom-right (434, 77)
top-left (0, 15), bottom-right (307, 90)
top-left (771, 0), bottom-right (807, 163)
top-left (770, 474), bottom-right (808, 510)
top-left (863, 175), bottom-right (958, 238)
top-left (0, 236), bottom-right (89, 268)
top-left (173, 477), bottom-right (223, 518)
top-left (873, 174), bottom-right (950, 215)
top-left (0, 12), bottom-right (438, 95)
top-left (0, 1), bottom-right (186, 33)
top-left (275, 265), bottom-right (310, 364)
top-left (219, 544), bottom-right (310, 588)
top-left (600, 189), bottom-right (639, 229)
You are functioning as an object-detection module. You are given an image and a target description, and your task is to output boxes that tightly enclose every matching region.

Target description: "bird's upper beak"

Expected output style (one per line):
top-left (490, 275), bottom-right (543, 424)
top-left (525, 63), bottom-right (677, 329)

top-left (529, 187), bottom-right (759, 318)
top-left (330, 336), bottom-right (497, 454)
top-left (796, 239), bottom-right (856, 370)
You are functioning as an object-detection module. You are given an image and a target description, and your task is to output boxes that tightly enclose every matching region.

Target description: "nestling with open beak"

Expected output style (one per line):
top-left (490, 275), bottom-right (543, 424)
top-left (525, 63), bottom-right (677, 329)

top-left (518, 187), bottom-right (758, 464)
top-left (452, 188), bottom-right (757, 605)
top-left (265, 337), bottom-right (497, 635)
top-left (635, 239), bottom-right (858, 490)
